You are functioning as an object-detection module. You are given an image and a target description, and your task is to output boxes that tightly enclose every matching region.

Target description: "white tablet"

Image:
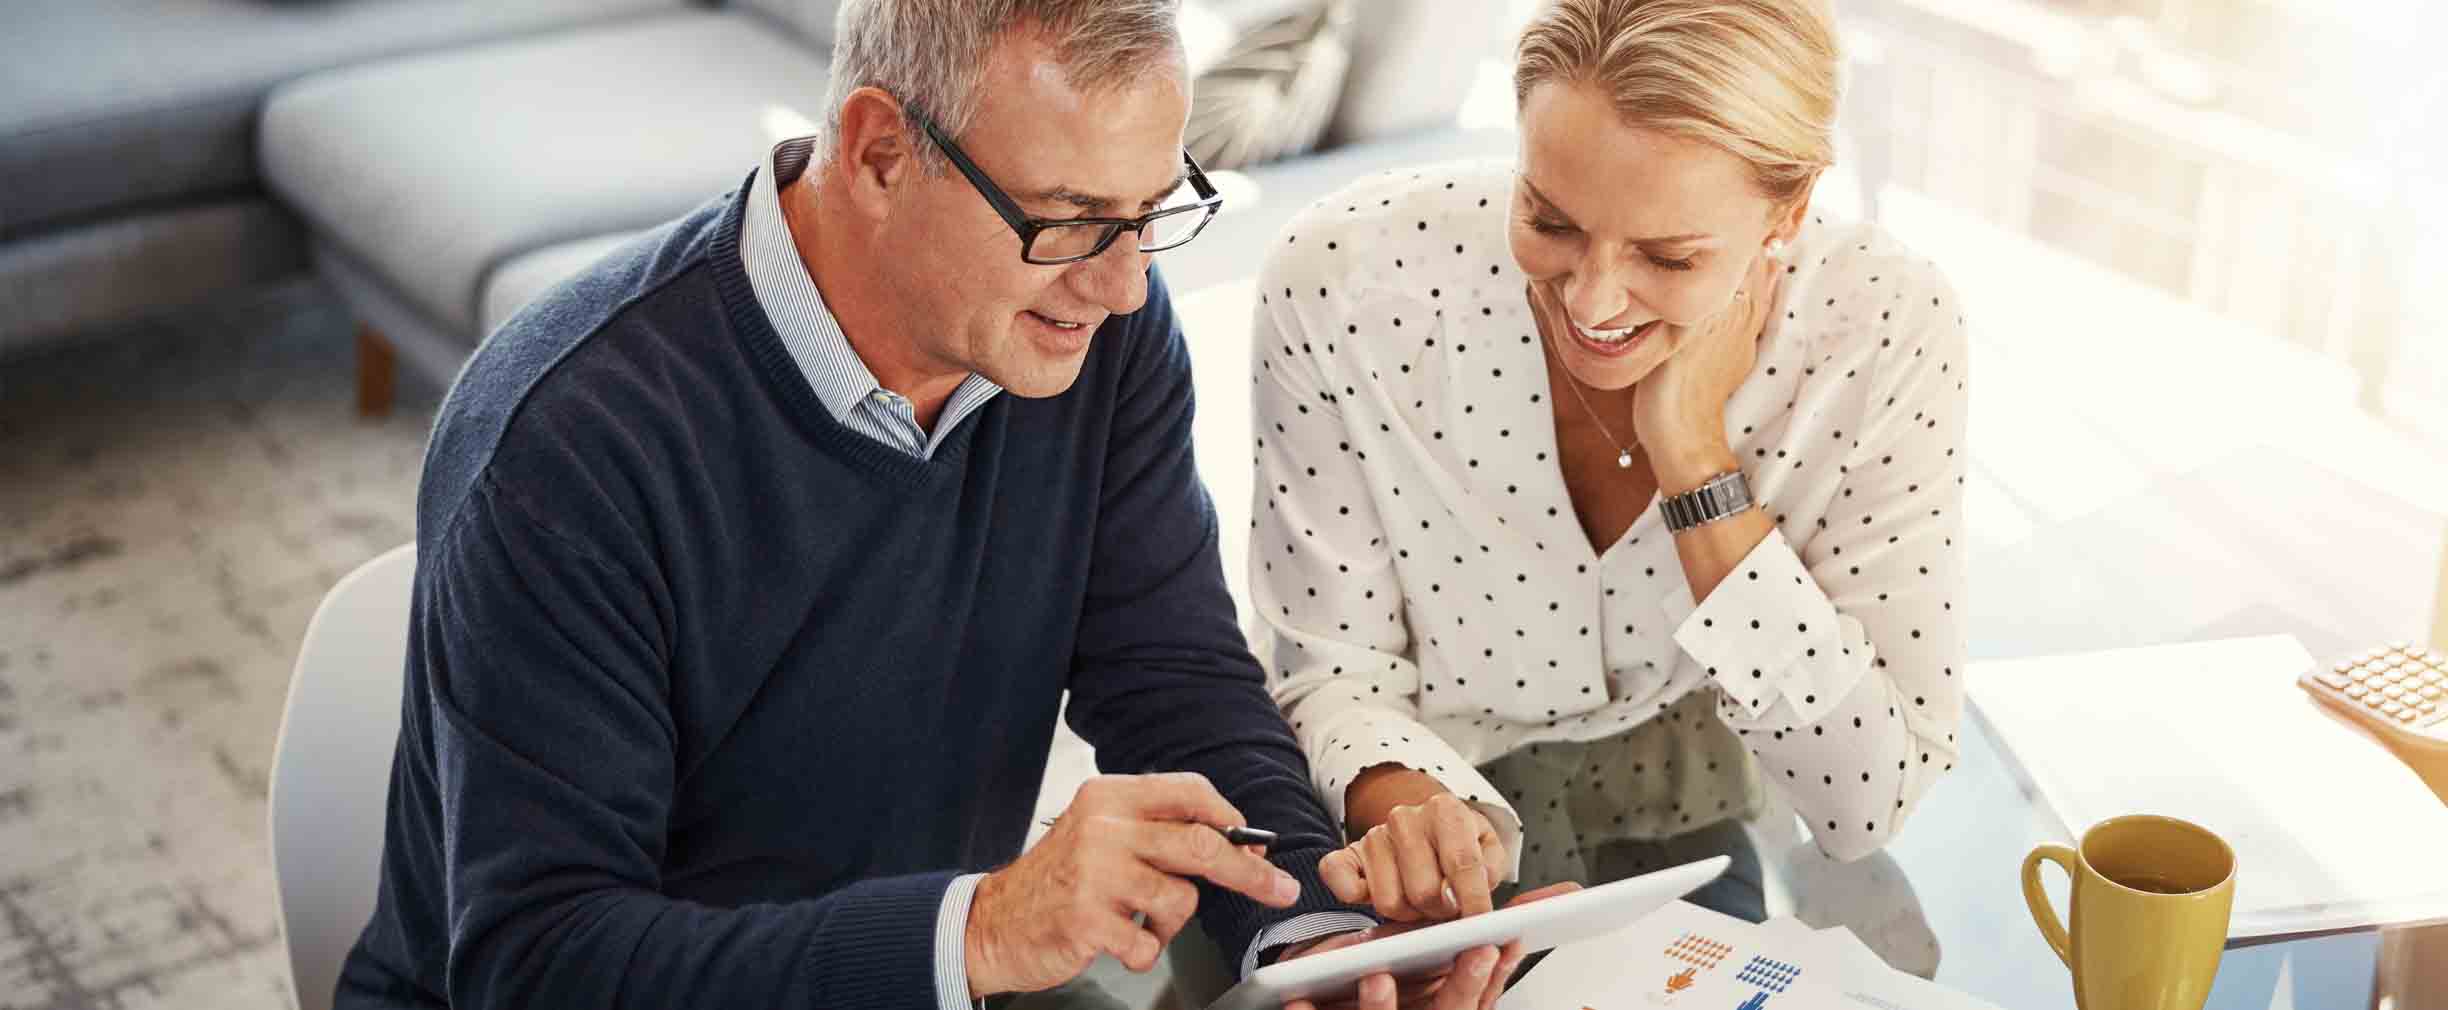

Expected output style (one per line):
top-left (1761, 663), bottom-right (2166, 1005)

top-left (1208, 855), bottom-right (1729, 1010)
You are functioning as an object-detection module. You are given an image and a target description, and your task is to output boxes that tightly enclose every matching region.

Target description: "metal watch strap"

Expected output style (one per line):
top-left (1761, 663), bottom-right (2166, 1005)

top-left (1661, 470), bottom-right (1754, 532)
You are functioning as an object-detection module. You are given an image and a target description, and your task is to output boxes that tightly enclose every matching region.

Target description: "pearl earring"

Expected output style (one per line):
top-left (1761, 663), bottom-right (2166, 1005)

top-left (1765, 238), bottom-right (1789, 259)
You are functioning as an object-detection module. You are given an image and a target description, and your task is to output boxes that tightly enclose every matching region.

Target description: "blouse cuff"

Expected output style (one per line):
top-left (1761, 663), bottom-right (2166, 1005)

top-left (1658, 528), bottom-right (1848, 724)
top-left (1310, 711), bottom-right (1525, 881)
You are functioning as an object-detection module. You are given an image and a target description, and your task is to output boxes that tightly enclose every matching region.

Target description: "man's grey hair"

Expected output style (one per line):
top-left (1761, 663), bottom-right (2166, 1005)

top-left (821, 0), bottom-right (1186, 173)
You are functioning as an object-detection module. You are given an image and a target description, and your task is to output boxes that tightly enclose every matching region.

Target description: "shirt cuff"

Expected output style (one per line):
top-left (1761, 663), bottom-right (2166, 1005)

top-left (1241, 911), bottom-right (1382, 978)
top-left (1658, 528), bottom-right (1845, 723)
top-left (934, 873), bottom-right (988, 1010)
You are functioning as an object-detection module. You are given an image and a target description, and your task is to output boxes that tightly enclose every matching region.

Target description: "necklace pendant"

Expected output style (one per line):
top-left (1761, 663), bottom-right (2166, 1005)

top-left (1616, 449), bottom-right (1634, 469)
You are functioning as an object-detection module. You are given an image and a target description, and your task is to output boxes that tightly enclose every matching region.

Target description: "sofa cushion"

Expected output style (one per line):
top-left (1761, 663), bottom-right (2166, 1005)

top-left (735, 0), bottom-right (843, 46)
top-left (479, 233), bottom-right (642, 338)
top-left (261, 10), bottom-right (833, 336)
top-left (0, 199), bottom-right (305, 358)
top-left (0, 0), bottom-right (685, 241)
top-left (1182, 0), bottom-right (1350, 170)
top-left (1325, 0), bottom-right (1508, 145)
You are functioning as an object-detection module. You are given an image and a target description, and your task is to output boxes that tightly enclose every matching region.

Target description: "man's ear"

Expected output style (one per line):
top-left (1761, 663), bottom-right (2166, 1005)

top-left (833, 86), bottom-right (918, 220)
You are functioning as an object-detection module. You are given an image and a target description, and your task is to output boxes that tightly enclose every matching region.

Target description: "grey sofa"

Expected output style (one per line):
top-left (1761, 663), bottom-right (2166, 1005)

top-left (0, 0), bottom-right (684, 359)
top-left (4, 0), bottom-right (1512, 412)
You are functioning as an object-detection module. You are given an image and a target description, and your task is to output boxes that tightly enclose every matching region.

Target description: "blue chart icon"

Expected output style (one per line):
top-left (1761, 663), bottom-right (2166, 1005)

top-left (1733, 955), bottom-right (1802, 1003)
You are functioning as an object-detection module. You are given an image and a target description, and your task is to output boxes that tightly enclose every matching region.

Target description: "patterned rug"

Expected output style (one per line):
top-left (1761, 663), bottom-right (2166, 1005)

top-left (0, 281), bottom-right (440, 1010)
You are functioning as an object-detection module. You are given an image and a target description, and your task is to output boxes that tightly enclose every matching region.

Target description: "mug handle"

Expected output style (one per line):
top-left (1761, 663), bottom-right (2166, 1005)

top-left (2022, 844), bottom-right (2077, 969)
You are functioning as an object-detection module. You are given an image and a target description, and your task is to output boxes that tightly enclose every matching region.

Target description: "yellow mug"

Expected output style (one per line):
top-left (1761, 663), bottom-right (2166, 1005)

top-left (2022, 815), bottom-right (2237, 1010)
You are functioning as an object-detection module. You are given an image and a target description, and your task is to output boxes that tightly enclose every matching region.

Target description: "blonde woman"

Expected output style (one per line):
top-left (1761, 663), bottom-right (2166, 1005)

top-left (1249, 0), bottom-right (1969, 924)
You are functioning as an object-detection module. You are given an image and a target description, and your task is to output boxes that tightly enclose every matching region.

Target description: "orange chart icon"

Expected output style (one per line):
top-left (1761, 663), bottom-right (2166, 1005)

top-left (1665, 968), bottom-right (1698, 993)
top-left (1663, 933), bottom-right (1731, 972)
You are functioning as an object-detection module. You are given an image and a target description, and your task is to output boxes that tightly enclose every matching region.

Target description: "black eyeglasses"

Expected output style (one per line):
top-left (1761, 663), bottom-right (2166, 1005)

top-left (919, 116), bottom-right (1223, 265)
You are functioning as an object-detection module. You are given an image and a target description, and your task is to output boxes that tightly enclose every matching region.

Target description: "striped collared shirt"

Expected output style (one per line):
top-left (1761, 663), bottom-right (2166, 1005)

top-left (739, 136), bottom-right (1002, 459)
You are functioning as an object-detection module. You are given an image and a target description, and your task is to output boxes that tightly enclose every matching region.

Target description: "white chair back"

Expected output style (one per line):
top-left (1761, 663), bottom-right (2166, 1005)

top-left (268, 544), bottom-right (416, 1010)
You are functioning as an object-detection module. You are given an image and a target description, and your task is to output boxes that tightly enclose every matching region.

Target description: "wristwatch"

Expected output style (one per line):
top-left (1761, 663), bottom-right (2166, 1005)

top-left (1660, 470), bottom-right (1754, 532)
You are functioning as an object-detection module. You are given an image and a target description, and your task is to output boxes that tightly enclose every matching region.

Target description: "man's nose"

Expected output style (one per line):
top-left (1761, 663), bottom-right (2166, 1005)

top-left (1072, 236), bottom-right (1151, 315)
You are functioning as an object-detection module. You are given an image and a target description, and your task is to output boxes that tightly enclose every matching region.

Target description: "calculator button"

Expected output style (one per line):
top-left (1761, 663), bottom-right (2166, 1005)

top-left (2396, 708), bottom-right (2422, 723)
top-left (2318, 670), bottom-right (2354, 689)
top-left (2423, 685), bottom-right (2444, 700)
top-left (2384, 684), bottom-right (2409, 700)
top-left (2381, 701), bottom-right (2406, 717)
top-left (2346, 684), bottom-right (2370, 699)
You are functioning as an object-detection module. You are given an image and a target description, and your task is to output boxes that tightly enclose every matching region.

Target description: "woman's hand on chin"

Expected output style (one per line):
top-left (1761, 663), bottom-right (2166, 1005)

top-left (1633, 252), bottom-right (1779, 482)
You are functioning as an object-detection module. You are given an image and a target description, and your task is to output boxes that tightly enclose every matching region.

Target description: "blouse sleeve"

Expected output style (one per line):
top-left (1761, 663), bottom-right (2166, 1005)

top-left (1657, 259), bottom-right (1971, 861)
top-left (1246, 236), bottom-right (1527, 879)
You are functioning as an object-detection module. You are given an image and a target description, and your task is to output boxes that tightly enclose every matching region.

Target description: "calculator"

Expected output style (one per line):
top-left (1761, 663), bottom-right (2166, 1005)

top-left (2299, 642), bottom-right (2448, 752)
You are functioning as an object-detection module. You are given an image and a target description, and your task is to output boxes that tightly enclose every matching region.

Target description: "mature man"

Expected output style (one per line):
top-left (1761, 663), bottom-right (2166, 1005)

top-left (332, 1), bottom-right (1532, 1008)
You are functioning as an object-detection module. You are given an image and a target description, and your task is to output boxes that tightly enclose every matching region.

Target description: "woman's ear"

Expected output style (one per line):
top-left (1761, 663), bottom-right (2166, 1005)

top-left (1767, 172), bottom-right (1821, 249)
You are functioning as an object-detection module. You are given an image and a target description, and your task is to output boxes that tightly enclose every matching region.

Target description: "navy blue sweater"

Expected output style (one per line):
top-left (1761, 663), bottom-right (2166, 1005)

top-left (335, 182), bottom-right (1358, 1009)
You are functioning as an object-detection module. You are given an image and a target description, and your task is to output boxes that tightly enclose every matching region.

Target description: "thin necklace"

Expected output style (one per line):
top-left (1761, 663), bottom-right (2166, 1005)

top-left (1560, 365), bottom-right (1638, 470)
top-left (1532, 282), bottom-right (1639, 469)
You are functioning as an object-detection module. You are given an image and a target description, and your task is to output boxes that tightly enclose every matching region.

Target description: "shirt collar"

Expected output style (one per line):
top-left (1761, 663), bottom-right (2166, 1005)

top-left (737, 136), bottom-right (1005, 428)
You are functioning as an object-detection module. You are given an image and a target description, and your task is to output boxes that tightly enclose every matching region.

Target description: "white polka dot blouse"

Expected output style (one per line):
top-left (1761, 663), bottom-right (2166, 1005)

top-left (1247, 161), bottom-right (1970, 873)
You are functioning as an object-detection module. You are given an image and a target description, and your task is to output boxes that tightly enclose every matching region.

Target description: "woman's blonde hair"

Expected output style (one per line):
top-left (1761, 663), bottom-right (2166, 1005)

top-left (1515, 0), bottom-right (1840, 205)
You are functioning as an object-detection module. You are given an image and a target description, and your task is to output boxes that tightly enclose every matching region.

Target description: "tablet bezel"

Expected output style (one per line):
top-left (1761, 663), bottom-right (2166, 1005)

top-left (1207, 855), bottom-right (1731, 1010)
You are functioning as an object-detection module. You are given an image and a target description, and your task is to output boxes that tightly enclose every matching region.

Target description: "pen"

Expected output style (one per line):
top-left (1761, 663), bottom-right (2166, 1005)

top-left (1038, 818), bottom-right (1278, 852)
